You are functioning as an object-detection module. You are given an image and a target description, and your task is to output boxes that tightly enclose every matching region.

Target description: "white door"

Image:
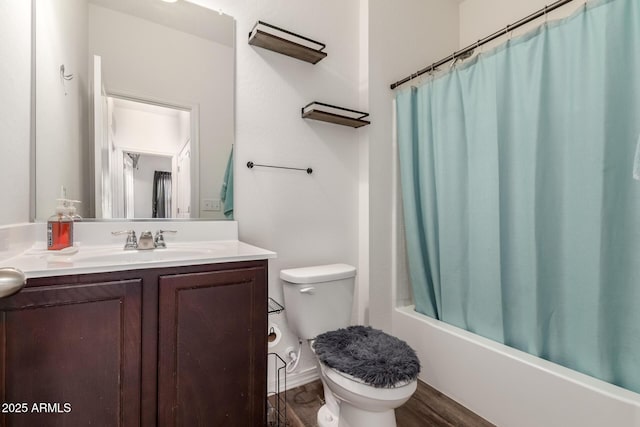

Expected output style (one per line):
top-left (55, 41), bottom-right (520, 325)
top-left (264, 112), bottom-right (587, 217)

top-left (123, 154), bottom-right (135, 219)
top-left (176, 141), bottom-right (191, 218)
top-left (93, 55), bottom-right (109, 217)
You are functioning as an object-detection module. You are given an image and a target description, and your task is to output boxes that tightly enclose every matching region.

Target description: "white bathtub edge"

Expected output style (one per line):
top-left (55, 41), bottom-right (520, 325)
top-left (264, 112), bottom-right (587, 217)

top-left (393, 305), bottom-right (640, 427)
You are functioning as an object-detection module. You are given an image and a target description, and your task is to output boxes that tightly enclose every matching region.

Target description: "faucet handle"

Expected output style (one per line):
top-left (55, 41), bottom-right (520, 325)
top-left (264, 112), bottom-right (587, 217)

top-left (154, 230), bottom-right (177, 249)
top-left (111, 230), bottom-right (138, 250)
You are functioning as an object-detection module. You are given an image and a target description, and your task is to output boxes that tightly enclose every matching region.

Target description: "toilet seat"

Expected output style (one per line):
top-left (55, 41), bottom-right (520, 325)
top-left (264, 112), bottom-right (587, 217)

top-left (330, 366), bottom-right (414, 388)
top-left (321, 362), bottom-right (418, 402)
top-left (312, 341), bottom-right (417, 403)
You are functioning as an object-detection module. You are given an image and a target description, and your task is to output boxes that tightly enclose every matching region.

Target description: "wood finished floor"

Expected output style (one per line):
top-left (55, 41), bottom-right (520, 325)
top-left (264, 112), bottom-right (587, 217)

top-left (276, 379), bottom-right (494, 427)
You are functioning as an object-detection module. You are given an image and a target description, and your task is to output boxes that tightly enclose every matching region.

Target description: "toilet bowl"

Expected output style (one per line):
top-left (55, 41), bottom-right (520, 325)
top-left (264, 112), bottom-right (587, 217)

top-left (312, 342), bottom-right (418, 427)
top-left (281, 264), bottom-right (420, 427)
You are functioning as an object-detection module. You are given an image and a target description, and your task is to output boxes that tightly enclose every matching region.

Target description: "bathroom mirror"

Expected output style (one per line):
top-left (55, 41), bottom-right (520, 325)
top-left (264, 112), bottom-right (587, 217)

top-left (33, 0), bottom-right (235, 220)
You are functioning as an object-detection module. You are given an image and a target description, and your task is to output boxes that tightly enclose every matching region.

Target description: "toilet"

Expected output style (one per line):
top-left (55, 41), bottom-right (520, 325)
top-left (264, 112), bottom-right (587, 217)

top-left (281, 264), bottom-right (419, 427)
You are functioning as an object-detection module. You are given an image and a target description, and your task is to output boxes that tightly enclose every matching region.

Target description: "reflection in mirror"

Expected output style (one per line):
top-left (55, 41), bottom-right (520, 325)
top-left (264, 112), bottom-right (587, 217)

top-left (104, 97), bottom-right (192, 218)
top-left (34, 0), bottom-right (235, 220)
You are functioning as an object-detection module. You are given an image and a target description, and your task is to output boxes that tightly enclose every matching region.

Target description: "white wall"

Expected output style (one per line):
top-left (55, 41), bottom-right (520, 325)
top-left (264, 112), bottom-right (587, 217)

top-left (190, 0), bottom-right (363, 383)
top-left (133, 154), bottom-right (172, 218)
top-left (357, 0), bottom-right (370, 326)
top-left (0, 0), bottom-right (32, 225)
top-left (111, 106), bottom-right (182, 155)
top-left (35, 0), bottom-right (90, 220)
top-left (368, 0), bottom-right (460, 331)
top-left (88, 4), bottom-right (234, 219)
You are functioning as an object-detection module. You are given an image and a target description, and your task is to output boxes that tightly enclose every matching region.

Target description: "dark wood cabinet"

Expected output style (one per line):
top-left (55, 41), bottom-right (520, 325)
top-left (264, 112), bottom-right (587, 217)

top-left (0, 278), bottom-right (142, 427)
top-left (158, 266), bottom-right (267, 427)
top-left (0, 260), bottom-right (268, 427)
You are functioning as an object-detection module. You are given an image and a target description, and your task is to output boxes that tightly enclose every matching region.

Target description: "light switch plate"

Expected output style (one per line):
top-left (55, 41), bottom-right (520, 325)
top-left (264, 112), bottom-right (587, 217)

top-left (202, 199), bottom-right (221, 211)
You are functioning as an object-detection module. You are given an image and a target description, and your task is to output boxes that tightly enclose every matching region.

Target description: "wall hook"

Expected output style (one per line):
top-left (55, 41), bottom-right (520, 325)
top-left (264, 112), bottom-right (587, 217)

top-left (60, 64), bottom-right (74, 96)
top-left (60, 64), bottom-right (73, 81)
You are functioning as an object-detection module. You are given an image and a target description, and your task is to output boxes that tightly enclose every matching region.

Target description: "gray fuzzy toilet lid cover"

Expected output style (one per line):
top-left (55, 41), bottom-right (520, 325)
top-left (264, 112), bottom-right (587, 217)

top-left (313, 325), bottom-right (421, 388)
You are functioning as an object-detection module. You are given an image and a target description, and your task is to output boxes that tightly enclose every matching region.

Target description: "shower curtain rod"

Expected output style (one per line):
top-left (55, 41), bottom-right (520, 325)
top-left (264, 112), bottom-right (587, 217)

top-left (390, 0), bottom-right (577, 90)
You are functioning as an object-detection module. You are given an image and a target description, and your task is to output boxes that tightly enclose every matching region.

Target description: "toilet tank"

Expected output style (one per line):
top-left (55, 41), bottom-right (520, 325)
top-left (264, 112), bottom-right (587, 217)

top-left (281, 264), bottom-right (356, 340)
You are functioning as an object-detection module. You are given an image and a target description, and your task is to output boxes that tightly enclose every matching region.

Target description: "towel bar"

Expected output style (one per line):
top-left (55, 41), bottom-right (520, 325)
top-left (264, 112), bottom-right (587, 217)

top-left (247, 161), bottom-right (312, 175)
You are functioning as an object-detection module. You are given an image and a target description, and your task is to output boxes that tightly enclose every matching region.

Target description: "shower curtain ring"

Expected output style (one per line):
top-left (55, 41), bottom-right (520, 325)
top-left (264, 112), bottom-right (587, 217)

top-left (507, 24), bottom-right (514, 40)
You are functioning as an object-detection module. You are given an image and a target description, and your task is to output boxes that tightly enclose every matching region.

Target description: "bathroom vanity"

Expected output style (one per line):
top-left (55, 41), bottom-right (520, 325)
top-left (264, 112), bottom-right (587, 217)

top-left (0, 222), bottom-right (275, 427)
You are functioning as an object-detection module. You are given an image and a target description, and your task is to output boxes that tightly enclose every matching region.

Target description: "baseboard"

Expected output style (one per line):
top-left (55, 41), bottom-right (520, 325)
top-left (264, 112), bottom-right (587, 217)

top-left (268, 366), bottom-right (319, 394)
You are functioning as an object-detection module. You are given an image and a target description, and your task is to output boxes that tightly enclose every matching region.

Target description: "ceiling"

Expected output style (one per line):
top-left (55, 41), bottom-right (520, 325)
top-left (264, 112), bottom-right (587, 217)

top-left (89, 0), bottom-right (235, 47)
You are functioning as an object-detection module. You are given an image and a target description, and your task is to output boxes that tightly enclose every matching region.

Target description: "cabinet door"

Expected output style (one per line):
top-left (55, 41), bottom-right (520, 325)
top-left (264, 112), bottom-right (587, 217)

top-left (0, 279), bottom-right (142, 427)
top-left (158, 265), bottom-right (267, 427)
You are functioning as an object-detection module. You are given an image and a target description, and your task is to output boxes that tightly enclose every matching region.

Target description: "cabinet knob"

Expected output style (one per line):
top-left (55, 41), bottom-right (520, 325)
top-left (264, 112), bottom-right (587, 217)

top-left (0, 268), bottom-right (26, 298)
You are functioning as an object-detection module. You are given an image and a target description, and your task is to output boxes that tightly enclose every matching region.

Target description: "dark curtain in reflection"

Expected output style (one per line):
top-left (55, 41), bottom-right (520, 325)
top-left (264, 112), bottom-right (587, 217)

top-left (152, 171), bottom-right (172, 218)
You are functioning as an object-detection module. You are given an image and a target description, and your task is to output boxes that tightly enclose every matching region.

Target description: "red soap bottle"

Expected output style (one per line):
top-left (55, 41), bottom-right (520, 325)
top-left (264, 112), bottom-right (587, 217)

top-left (47, 200), bottom-right (74, 251)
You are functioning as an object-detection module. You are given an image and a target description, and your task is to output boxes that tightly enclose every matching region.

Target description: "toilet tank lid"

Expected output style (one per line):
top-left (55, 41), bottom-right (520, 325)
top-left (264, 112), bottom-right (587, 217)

top-left (280, 264), bottom-right (356, 284)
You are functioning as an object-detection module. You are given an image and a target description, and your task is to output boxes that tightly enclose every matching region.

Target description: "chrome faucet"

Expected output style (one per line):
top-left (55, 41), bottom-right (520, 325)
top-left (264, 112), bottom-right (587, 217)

top-left (112, 230), bottom-right (138, 250)
top-left (154, 230), bottom-right (177, 249)
top-left (112, 229), bottom-right (177, 250)
top-left (137, 231), bottom-right (155, 250)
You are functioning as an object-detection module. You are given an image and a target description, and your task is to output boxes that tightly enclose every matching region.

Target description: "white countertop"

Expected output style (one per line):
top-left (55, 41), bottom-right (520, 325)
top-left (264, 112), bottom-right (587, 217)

top-left (3, 240), bottom-right (276, 279)
top-left (0, 221), bottom-right (276, 279)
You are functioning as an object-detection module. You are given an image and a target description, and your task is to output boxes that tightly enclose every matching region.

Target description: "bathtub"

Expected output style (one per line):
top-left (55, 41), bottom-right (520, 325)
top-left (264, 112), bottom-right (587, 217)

top-left (392, 305), bottom-right (640, 427)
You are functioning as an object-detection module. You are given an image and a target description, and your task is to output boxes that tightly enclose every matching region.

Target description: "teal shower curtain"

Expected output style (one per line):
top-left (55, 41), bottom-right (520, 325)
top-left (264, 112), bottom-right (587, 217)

top-left (396, 0), bottom-right (640, 393)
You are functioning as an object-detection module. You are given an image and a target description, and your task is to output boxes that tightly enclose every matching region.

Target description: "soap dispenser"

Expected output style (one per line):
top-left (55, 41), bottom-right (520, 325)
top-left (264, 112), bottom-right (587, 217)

top-left (67, 199), bottom-right (83, 222)
top-left (47, 189), bottom-right (75, 251)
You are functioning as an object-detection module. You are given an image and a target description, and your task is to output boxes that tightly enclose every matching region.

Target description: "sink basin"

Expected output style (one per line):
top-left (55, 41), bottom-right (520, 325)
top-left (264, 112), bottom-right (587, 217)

top-left (67, 247), bottom-right (218, 265)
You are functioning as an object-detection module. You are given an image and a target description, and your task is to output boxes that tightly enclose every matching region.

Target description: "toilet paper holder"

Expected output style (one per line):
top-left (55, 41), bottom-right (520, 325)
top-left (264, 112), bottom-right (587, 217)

top-left (268, 323), bottom-right (282, 348)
